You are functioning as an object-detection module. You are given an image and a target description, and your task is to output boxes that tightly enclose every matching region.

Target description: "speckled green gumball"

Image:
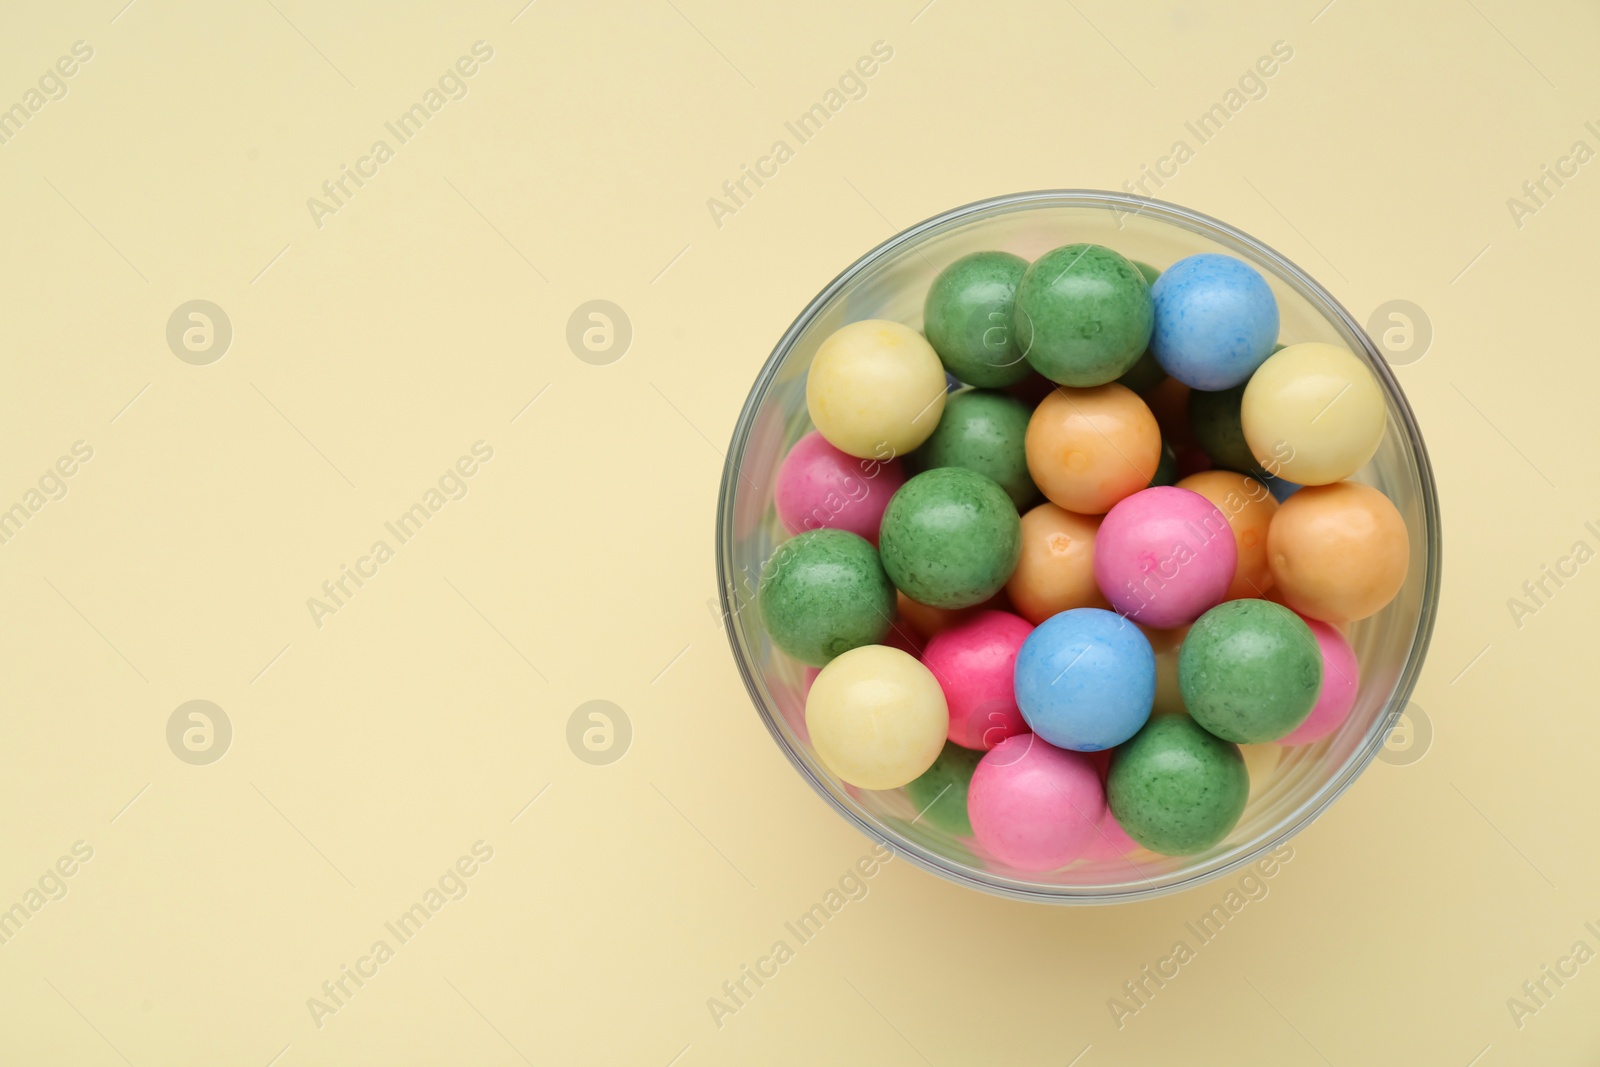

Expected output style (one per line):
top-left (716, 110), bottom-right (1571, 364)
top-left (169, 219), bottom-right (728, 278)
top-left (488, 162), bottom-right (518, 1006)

top-left (923, 251), bottom-right (1032, 388)
top-left (758, 529), bottom-right (893, 667)
top-left (878, 468), bottom-right (1022, 609)
top-left (1014, 244), bottom-right (1154, 387)
top-left (1179, 599), bottom-right (1322, 743)
top-left (1188, 384), bottom-right (1258, 473)
top-left (1132, 260), bottom-right (1162, 286)
top-left (1108, 715), bottom-right (1249, 855)
top-left (910, 390), bottom-right (1038, 509)
top-left (903, 741), bottom-right (982, 836)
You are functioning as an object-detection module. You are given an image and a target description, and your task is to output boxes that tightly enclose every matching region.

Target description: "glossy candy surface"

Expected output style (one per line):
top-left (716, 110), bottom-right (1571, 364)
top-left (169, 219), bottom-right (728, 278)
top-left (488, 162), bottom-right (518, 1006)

top-left (1025, 384), bottom-right (1162, 514)
top-left (903, 741), bottom-right (982, 835)
top-left (878, 468), bottom-right (1022, 609)
top-left (1108, 714), bottom-right (1249, 855)
top-left (775, 430), bottom-right (906, 544)
top-left (1014, 608), bottom-right (1156, 751)
top-left (1278, 617), bottom-right (1361, 745)
top-left (1179, 599), bottom-right (1322, 743)
top-left (1005, 504), bottom-right (1106, 623)
top-left (923, 251), bottom-right (1032, 388)
top-left (805, 645), bottom-right (949, 790)
top-left (1268, 481), bottom-right (1409, 622)
top-left (920, 610), bottom-right (1033, 750)
top-left (1177, 470), bottom-right (1279, 600)
top-left (758, 529), bottom-right (894, 666)
top-left (912, 390), bottom-right (1038, 508)
top-left (1014, 244), bottom-right (1154, 386)
top-left (1242, 343), bottom-right (1386, 485)
top-left (806, 319), bottom-right (947, 458)
top-left (1093, 486), bottom-right (1237, 629)
top-left (1150, 254), bottom-right (1279, 390)
top-left (968, 734), bottom-right (1105, 870)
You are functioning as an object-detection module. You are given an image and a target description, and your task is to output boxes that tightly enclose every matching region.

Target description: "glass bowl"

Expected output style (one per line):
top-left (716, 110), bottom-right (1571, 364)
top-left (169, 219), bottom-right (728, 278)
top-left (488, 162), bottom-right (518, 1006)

top-left (715, 191), bottom-right (1440, 904)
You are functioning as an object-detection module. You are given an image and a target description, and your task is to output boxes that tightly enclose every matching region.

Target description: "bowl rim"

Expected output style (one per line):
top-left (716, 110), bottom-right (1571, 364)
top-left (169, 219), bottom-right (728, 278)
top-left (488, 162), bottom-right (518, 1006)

top-left (715, 189), bottom-right (1442, 904)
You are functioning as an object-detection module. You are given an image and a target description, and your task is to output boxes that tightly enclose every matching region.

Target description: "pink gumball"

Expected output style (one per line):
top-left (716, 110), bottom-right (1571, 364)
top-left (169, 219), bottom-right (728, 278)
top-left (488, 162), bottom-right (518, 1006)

top-left (968, 734), bottom-right (1104, 871)
top-left (1278, 618), bottom-right (1360, 745)
top-left (920, 610), bottom-right (1032, 750)
top-left (1093, 486), bottom-right (1236, 630)
top-left (774, 431), bottom-right (906, 544)
top-left (1080, 805), bottom-right (1140, 861)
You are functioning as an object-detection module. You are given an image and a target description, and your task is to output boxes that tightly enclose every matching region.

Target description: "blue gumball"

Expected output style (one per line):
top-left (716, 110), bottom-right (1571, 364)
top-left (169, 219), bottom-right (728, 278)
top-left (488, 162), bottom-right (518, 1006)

top-left (1150, 254), bottom-right (1279, 390)
top-left (1013, 608), bottom-right (1156, 751)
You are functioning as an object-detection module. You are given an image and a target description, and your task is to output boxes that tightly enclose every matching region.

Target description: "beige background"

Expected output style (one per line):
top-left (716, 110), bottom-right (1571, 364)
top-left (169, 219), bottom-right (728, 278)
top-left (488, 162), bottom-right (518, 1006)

top-left (0, 0), bottom-right (1593, 1063)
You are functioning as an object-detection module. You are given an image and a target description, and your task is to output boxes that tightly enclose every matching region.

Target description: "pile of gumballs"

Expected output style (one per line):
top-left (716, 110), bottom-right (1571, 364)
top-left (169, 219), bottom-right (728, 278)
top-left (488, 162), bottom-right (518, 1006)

top-left (758, 242), bottom-right (1408, 871)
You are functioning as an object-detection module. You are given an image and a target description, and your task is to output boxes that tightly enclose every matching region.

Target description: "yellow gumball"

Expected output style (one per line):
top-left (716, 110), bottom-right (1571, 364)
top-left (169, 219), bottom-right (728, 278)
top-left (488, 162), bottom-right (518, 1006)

top-left (1240, 742), bottom-right (1281, 799)
top-left (805, 645), bottom-right (948, 790)
top-left (1241, 343), bottom-right (1386, 485)
top-left (806, 320), bottom-right (948, 459)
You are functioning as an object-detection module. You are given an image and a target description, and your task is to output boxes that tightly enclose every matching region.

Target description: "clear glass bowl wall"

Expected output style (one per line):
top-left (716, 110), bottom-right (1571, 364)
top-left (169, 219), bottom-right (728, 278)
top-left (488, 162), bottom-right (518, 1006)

top-left (717, 192), bottom-right (1440, 904)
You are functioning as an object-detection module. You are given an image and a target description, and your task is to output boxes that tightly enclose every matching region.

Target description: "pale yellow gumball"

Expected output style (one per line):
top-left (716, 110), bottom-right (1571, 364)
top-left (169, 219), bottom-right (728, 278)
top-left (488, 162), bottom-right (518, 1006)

top-left (804, 645), bottom-right (948, 790)
top-left (805, 319), bottom-right (948, 459)
top-left (1241, 343), bottom-right (1386, 485)
top-left (1240, 743), bottom-right (1281, 800)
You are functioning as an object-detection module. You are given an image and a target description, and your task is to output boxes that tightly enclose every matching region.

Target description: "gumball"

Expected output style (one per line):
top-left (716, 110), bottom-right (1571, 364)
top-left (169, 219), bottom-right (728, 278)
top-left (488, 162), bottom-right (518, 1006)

top-left (1241, 343), bottom-right (1386, 485)
top-left (1144, 376), bottom-right (1194, 449)
top-left (1139, 623), bottom-right (1188, 716)
top-left (775, 431), bottom-right (906, 544)
top-left (1014, 608), bottom-right (1156, 751)
top-left (1268, 481), bottom-right (1409, 622)
top-left (1093, 486), bottom-right (1236, 629)
top-left (806, 319), bottom-right (947, 458)
top-left (1117, 350), bottom-right (1165, 394)
top-left (968, 734), bottom-right (1105, 870)
top-left (895, 589), bottom-right (999, 641)
top-left (1179, 599), bottom-right (1321, 743)
top-left (1005, 504), bottom-right (1107, 624)
top-left (1025, 384), bottom-right (1161, 514)
top-left (911, 390), bottom-right (1038, 508)
top-left (1187, 384), bottom-right (1257, 473)
top-left (805, 645), bottom-right (948, 790)
top-left (1080, 804), bottom-right (1142, 861)
top-left (1131, 260), bottom-right (1162, 286)
top-left (921, 610), bottom-right (1032, 750)
top-left (879, 468), bottom-right (1022, 609)
top-left (1014, 244), bottom-right (1154, 386)
top-left (923, 251), bottom-right (1032, 388)
top-left (1177, 470), bottom-right (1279, 600)
top-left (1150, 254), bottom-right (1279, 390)
top-left (1108, 714), bottom-right (1248, 855)
top-left (1278, 617), bottom-right (1360, 745)
top-left (903, 741), bottom-right (983, 835)
top-left (758, 529), bottom-right (894, 666)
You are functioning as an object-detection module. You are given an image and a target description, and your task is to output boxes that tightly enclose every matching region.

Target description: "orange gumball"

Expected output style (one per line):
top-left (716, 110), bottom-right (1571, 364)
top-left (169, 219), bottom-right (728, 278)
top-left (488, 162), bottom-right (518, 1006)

top-left (1024, 384), bottom-right (1161, 515)
top-left (1268, 481), bottom-right (1409, 622)
top-left (1005, 504), bottom-right (1108, 624)
top-left (1178, 470), bottom-right (1280, 600)
top-left (896, 590), bottom-right (1010, 640)
top-left (1143, 376), bottom-right (1194, 449)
